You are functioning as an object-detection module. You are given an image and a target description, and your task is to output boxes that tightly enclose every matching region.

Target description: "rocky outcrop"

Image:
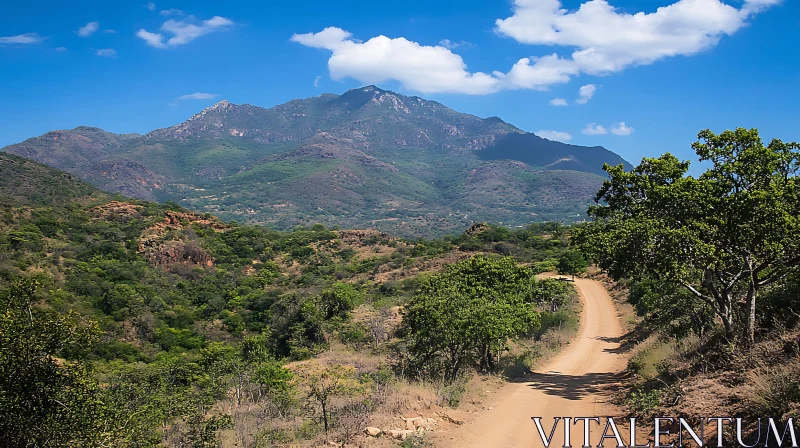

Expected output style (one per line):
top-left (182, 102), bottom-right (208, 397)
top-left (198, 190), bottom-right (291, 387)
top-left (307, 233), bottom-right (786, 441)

top-left (152, 211), bottom-right (228, 232)
top-left (363, 416), bottom-right (439, 440)
top-left (402, 416), bottom-right (438, 431)
top-left (465, 223), bottom-right (490, 236)
top-left (364, 427), bottom-right (382, 437)
top-left (137, 211), bottom-right (227, 269)
top-left (336, 229), bottom-right (393, 244)
top-left (139, 239), bottom-right (214, 268)
top-left (89, 201), bottom-right (143, 222)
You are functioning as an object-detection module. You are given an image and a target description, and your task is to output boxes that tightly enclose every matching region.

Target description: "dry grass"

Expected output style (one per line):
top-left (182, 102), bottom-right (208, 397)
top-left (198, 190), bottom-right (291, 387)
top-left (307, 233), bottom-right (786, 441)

top-left (626, 336), bottom-right (679, 380)
top-left (743, 361), bottom-right (800, 419)
top-left (215, 344), bottom-right (463, 447)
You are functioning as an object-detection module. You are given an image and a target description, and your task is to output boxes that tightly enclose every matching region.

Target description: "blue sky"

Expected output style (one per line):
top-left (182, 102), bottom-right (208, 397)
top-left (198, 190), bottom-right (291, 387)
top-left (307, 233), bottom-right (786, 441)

top-left (1, 0), bottom-right (798, 168)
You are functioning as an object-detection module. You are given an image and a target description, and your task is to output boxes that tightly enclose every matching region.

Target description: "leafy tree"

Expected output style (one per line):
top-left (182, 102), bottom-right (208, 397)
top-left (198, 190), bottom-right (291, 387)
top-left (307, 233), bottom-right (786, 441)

top-left (574, 128), bottom-right (800, 344)
top-left (402, 255), bottom-right (540, 381)
top-left (318, 282), bottom-right (364, 320)
top-left (0, 278), bottom-right (108, 447)
top-left (628, 278), bottom-right (716, 338)
top-left (526, 278), bottom-right (573, 312)
top-left (292, 363), bottom-right (363, 437)
top-left (252, 359), bottom-right (296, 417)
top-left (557, 250), bottom-right (588, 280)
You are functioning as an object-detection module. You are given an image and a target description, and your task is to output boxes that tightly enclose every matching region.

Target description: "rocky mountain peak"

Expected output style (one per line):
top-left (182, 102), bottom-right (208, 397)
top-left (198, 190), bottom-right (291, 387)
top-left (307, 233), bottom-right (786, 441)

top-left (335, 85), bottom-right (413, 113)
top-left (178, 100), bottom-right (239, 127)
top-left (205, 99), bottom-right (235, 112)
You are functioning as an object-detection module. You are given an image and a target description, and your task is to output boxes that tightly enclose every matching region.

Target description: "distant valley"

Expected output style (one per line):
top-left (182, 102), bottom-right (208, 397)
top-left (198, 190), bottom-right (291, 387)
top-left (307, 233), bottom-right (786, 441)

top-left (2, 86), bottom-right (631, 236)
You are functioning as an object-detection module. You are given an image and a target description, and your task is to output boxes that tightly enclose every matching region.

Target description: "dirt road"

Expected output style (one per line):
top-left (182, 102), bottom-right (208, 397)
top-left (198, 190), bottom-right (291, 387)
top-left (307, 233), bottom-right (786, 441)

top-left (434, 277), bottom-right (627, 448)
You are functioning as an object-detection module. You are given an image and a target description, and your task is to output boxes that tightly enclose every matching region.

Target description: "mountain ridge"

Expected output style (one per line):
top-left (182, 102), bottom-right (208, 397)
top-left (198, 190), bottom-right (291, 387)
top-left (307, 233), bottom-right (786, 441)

top-left (2, 86), bottom-right (631, 236)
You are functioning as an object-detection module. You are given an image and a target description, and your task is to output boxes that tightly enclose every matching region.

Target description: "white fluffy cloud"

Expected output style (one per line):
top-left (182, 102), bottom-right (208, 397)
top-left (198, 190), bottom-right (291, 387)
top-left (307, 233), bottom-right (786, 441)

top-left (291, 28), bottom-right (501, 94)
top-left (549, 98), bottom-right (568, 106)
top-left (136, 30), bottom-right (164, 48)
top-left (96, 48), bottom-right (117, 58)
top-left (78, 21), bottom-right (99, 37)
top-left (576, 84), bottom-right (596, 104)
top-left (145, 2), bottom-right (156, 11)
top-left (137, 16), bottom-right (234, 48)
top-left (0, 33), bottom-right (44, 44)
top-left (582, 123), bottom-right (608, 135)
top-left (292, 1), bottom-right (779, 95)
top-left (611, 122), bottom-right (634, 135)
top-left (291, 28), bottom-right (585, 94)
top-left (494, 0), bottom-right (779, 87)
top-left (537, 130), bottom-right (572, 142)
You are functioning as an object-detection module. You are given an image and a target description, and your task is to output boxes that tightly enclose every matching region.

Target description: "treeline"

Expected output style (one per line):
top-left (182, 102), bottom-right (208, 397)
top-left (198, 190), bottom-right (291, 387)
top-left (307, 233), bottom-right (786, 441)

top-left (572, 128), bottom-right (800, 420)
top-left (574, 128), bottom-right (800, 345)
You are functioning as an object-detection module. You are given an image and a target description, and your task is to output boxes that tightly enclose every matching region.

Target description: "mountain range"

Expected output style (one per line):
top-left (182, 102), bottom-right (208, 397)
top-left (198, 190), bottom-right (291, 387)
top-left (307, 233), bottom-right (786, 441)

top-left (1, 85), bottom-right (631, 236)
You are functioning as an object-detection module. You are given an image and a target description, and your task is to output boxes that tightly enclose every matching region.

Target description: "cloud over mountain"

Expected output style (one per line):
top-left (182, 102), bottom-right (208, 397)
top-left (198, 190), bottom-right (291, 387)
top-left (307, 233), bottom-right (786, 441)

top-left (293, 0), bottom-right (779, 95)
top-left (495, 0), bottom-right (777, 87)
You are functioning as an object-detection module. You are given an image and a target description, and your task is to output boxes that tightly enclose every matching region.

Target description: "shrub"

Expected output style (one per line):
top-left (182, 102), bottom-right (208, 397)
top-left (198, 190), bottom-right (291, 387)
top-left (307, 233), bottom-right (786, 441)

top-left (627, 387), bottom-right (662, 418)
top-left (319, 282), bottom-right (364, 320)
top-left (438, 381), bottom-right (467, 408)
top-left (401, 434), bottom-right (434, 448)
top-left (340, 322), bottom-right (371, 349)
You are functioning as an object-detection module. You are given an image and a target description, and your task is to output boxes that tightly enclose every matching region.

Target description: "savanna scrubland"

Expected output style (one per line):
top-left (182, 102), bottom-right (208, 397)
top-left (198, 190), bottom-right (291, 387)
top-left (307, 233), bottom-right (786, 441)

top-left (0, 153), bottom-right (582, 447)
top-left (2, 127), bottom-right (799, 447)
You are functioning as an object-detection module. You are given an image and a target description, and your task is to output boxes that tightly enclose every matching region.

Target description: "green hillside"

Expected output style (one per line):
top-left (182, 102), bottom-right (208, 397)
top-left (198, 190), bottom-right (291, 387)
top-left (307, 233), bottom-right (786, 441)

top-left (0, 154), bottom-right (579, 446)
top-left (2, 86), bottom-right (631, 236)
top-left (0, 153), bottom-right (110, 207)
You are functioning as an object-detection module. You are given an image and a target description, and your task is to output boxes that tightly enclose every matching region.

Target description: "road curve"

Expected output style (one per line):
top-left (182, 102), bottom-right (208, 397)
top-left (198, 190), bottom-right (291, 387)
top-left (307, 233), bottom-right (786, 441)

top-left (434, 277), bottom-right (627, 448)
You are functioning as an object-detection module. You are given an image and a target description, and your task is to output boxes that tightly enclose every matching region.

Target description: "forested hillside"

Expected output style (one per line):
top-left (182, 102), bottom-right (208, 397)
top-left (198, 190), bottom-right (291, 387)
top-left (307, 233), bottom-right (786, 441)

top-left (1, 86), bottom-right (631, 236)
top-left (0, 153), bottom-right (581, 447)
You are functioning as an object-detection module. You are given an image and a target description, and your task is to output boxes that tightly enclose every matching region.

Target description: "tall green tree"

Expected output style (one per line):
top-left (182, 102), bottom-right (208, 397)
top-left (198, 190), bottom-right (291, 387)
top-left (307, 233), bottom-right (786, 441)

top-left (557, 250), bottom-right (588, 280)
top-left (574, 128), bottom-right (800, 344)
top-left (402, 255), bottom-right (540, 380)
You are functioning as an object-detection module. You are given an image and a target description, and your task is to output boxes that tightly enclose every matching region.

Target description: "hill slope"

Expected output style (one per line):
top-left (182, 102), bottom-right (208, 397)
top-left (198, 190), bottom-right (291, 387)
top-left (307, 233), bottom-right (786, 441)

top-left (0, 153), bottom-right (110, 207)
top-left (0, 148), bottom-right (580, 447)
top-left (2, 86), bottom-right (631, 236)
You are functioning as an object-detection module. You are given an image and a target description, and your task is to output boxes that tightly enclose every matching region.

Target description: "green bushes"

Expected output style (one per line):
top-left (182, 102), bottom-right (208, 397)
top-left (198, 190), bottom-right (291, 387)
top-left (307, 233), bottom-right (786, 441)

top-left (402, 255), bottom-right (540, 381)
top-left (155, 327), bottom-right (205, 351)
top-left (0, 279), bottom-right (108, 447)
top-left (319, 282), bottom-right (364, 320)
top-left (401, 435), bottom-right (434, 448)
top-left (627, 387), bottom-right (663, 418)
top-left (628, 278), bottom-right (715, 338)
top-left (438, 381), bottom-right (467, 408)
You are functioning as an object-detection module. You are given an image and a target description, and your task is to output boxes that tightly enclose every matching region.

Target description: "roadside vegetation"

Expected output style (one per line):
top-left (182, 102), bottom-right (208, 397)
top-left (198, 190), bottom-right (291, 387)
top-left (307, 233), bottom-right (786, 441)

top-left (574, 129), bottom-right (800, 434)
